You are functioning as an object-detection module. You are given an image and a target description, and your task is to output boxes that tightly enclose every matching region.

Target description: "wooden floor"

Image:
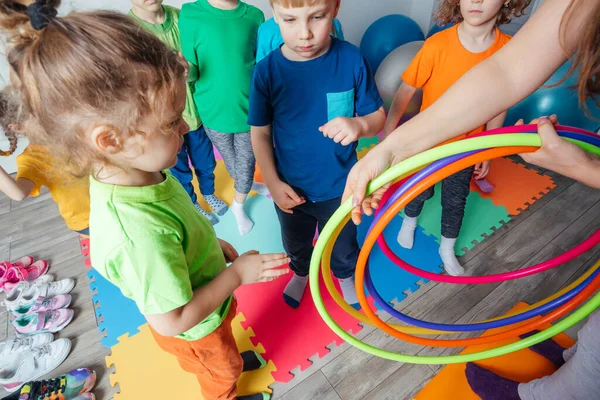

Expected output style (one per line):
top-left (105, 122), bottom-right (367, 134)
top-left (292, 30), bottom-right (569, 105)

top-left (1, 159), bottom-right (598, 400)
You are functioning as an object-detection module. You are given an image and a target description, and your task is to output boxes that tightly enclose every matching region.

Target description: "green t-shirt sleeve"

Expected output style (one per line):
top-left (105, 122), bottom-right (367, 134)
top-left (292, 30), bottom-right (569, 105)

top-left (107, 233), bottom-right (193, 316)
top-left (179, 8), bottom-right (199, 84)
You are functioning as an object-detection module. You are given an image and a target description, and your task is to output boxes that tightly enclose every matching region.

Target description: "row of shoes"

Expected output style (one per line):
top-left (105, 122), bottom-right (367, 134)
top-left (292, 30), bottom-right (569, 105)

top-left (2, 257), bottom-right (75, 336)
top-left (0, 256), bottom-right (85, 397)
top-left (1, 335), bottom-right (96, 398)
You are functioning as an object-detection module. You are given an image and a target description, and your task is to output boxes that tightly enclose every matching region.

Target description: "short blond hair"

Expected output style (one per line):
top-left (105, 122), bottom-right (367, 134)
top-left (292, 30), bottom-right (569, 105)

top-left (270, 0), bottom-right (335, 8)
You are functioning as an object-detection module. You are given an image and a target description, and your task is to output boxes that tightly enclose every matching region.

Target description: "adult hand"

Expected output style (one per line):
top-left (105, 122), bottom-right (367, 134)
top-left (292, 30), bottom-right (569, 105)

top-left (342, 144), bottom-right (395, 224)
top-left (516, 115), bottom-right (583, 173)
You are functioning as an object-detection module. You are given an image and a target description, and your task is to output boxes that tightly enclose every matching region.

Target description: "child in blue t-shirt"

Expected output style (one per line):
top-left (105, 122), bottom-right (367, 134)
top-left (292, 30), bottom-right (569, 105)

top-left (249, 0), bottom-right (385, 309)
top-left (256, 16), bottom-right (345, 63)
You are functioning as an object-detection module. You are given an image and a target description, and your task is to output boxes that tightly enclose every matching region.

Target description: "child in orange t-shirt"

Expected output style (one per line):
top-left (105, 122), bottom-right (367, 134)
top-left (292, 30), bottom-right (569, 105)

top-left (384, 0), bottom-right (531, 276)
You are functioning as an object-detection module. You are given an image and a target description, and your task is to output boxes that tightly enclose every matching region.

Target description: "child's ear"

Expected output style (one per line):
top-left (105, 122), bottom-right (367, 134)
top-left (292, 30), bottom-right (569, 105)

top-left (333, 0), bottom-right (341, 18)
top-left (272, 10), bottom-right (280, 25)
top-left (91, 125), bottom-right (124, 155)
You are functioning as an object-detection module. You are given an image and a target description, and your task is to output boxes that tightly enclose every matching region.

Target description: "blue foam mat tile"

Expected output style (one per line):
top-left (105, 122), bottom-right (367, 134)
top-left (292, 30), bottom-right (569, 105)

top-left (357, 214), bottom-right (443, 306)
top-left (88, 269), bottom-right (146, 348)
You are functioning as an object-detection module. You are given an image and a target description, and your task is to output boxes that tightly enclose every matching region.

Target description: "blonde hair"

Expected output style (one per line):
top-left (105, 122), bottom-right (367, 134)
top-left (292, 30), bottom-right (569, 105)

top-left (270, 0), bottom-right (341, 36)
top-left (0, 87), bottom-right (20, 157)
top-left (435, 0), bottom-right (532, 27)
top-left (0, 0), bottom-right (185, 175)
top-left (270, 0), bottom-right (333, 7)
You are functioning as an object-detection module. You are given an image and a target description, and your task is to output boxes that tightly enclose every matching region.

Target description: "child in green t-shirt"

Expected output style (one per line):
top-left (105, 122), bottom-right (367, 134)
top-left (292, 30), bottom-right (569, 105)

top-left (1, 4), bottom-right (290, 399)
top-left (180, 0), bottom-right (270, 236)
top-left (130, 0), bottom-right (228, 226)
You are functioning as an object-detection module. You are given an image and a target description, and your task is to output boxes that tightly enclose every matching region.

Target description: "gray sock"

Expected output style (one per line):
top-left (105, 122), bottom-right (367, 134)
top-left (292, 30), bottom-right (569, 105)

top-left (283, 273), bottom-right (309, 308)
top-left (338, 276), bottom-right (360, 310)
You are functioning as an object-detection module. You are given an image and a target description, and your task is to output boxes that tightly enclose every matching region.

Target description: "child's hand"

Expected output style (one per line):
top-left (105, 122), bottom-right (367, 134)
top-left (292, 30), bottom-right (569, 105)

top-left (474, 160), bottom-right (491, 180)
top-left (218, 239), bottom-right (239, 263)
top-left (319, 117), bottom-right (362, 146)
top-left (272, 181), bottom-right (306, 214)
top-left (232, 250), bottom-right (290, 284)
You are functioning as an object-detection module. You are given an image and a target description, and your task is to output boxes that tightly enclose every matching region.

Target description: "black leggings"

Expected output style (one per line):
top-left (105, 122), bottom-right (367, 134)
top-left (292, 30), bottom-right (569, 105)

top-left (404, 166), bottom-right (474, 239)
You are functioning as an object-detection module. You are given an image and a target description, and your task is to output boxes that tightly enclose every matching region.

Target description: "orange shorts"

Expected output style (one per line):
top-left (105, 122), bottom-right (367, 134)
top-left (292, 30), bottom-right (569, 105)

top-left (150, 299), bottom-right (243, 400)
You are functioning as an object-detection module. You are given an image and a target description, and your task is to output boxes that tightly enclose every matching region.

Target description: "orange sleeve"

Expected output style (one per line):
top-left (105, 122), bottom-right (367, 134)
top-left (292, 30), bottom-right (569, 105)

top-left (401, 40), bottom-right (435, 89)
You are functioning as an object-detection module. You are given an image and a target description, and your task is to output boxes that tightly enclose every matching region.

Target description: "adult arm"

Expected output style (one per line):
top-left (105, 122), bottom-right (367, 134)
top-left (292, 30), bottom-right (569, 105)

top-left (343, 0), bottom-right (598, 222)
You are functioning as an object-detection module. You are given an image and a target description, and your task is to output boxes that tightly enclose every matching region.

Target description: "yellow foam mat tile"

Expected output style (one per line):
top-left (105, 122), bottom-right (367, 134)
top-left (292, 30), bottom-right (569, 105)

top-left (193, 160), bottom-right (260, 212)
top-left (106, 313), bottom-right (276, 399)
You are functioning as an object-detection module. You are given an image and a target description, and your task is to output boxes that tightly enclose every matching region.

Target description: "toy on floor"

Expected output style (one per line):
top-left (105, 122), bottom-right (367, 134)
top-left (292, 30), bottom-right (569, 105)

top-left (473, 178), bottom-right (494, 193)
top-left (309, 124), bottom-right (600, 364)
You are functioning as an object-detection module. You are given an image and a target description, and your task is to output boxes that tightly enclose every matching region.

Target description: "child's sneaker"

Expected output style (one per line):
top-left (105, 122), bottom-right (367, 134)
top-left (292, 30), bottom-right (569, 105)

top-left (5, 279), bottom-right (74, 311)
top-left (0, 334), bottom-right (54, 361)
top-left (16, 367), bottom-right (96, 400)
top-left (194, 203), bottom-right (219, 225)
top-left (2, 260), bottom-right (50, 293)
top-left (0, 257), bottom-right (38, 293)
top-left (71, 394), bottom-right (96, 400)
top-left (13, 310), bottom-right (75, 336)
top-left (0, 338), bottom-right (72, 393)
top-left (9, 295), bottom-right (72, 318)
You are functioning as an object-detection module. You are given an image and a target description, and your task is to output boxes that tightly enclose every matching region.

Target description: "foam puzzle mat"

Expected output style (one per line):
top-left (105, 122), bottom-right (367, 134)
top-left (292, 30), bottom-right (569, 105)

top-left (415, 303), bottom-right (576, 400)
top-left (106, 313), bottom-right (276, 399)
top-left (404, 188), bottom-right (512, 256)
top-left (86, 141), bottom-right (557, 396)
top-left (469, 157), bottom-right (556, 215)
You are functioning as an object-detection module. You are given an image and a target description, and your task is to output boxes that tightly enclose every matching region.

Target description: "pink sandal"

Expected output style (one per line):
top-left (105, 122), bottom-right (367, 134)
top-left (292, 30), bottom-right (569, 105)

top-left (1, 259), bottom-right (49, 293)
top-left (0, 257), bottom-right (35, 293)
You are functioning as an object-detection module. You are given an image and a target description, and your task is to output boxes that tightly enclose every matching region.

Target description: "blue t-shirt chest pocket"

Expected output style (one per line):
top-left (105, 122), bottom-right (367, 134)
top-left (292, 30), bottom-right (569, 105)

top-left (327, 88), bottom-right (355, 121)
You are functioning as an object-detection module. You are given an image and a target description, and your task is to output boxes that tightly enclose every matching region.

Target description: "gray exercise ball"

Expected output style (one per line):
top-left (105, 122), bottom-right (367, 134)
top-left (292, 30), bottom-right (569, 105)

top-left (375, 41), bottom-right (424, 123)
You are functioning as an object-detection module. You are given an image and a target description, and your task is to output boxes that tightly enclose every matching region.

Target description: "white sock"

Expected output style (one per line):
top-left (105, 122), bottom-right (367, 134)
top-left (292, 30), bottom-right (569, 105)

top-left (251, 182), bottom-right (270, 196)
top-left (338, 276), bottom-right (360, 309)
top-left (397, 216), bottom-right (418, 249)
top-left (439, 236), bottom-right (465, 276)
top-left (231, 201), bottom-right (254, 235)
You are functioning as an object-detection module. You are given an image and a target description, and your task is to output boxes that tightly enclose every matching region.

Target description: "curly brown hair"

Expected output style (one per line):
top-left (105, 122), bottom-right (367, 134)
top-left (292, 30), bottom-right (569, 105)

top-left (0, 0), bottom-right (185, 175)
top-left (435, 0), bottom-right (532, 27)
top-left (0, 87), bottom-right (20, 157)
top-left (560, 0), bottom-right (600, 118)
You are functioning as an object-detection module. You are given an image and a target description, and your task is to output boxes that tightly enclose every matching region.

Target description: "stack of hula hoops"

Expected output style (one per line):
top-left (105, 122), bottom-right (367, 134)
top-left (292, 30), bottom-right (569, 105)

top-left (309, 124), bottom-right (600, 365)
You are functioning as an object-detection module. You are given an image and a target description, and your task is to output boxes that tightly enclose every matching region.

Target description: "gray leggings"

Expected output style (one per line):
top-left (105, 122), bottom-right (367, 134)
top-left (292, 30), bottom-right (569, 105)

top-left (205, 128), bottom-right (255, 195)
top-left (518, 310), bottom-right (600, 399)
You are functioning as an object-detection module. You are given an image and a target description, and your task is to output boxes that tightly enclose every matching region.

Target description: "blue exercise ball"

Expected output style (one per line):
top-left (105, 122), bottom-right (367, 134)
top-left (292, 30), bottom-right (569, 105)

top-left (505, 61), bottom-right (600, 132)
top-left (426, 23), bottom-right (454, 38)
top-left (360, 14), bottom-right (424, 74)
